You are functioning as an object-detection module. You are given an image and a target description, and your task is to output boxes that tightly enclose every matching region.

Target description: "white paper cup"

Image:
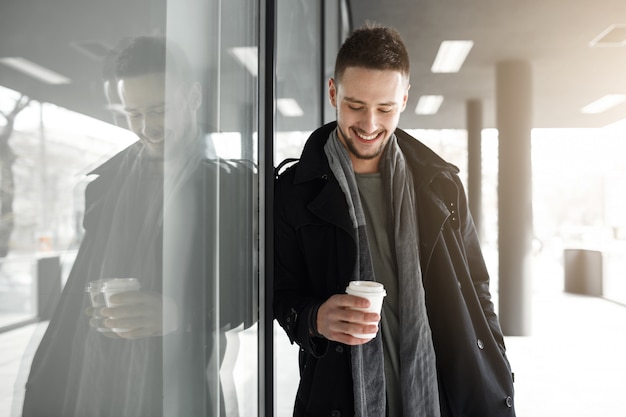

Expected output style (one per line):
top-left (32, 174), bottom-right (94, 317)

top-left (86, 279), bottom-right (112, 333)
top-left (102, 278), bottom-right (141, 307)
top-left (101, 278), bottom-right (141, 333)
top-left (86, 279), bottom-right (106, 309)
top-left (345, 281), bottom-right (386, 339)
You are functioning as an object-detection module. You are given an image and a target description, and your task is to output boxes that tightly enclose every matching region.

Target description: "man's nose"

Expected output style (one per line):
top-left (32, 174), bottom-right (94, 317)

top-left (361, 109), bottom-right (378, 132)
top-left (142, 127), bottom-right (160, 141)
top-left (140, 116), bottom-right (158, 138)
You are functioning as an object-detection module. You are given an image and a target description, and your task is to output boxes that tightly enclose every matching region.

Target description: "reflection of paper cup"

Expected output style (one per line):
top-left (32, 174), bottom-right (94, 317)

top-left (86, 280), bottom-right (106, 309)
top-left (85, 280), bottom-right (111, 332)
top-left (102, 278), bottom-right (141, 307)
top-left (345, 281), bottom-right (386, 339)
top-left (101, 278), bottom-right (141, 333)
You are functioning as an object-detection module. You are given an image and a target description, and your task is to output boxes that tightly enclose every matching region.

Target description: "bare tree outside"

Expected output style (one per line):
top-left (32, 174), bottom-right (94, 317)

top-left (0, 94), bottom-right (31, 258)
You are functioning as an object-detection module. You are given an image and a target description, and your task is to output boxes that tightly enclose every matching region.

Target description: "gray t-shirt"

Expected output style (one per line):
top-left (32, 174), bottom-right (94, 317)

top-left (356, 173), bottom-right (402, 417)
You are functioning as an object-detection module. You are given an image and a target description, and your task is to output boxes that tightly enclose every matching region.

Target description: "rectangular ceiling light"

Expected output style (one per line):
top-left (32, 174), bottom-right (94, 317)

top-left (277, 98), bottom-right (304, 117)
top-left (229, 46), bottom-right (258, 77)
top-left (415, 95), bottom-right (444, 115)
top-left (71, 40), bottom-right (113, 60)
top-left (603, 117), bottom-right (626, 130)
top-left (0, 57), bottom-right (71, 84)
top-left (589, 24), bottom-right (626, 47)
top-left (431, 40), bottom-right (474, 73)
top-left (580, 94), bottom-right (626, 114)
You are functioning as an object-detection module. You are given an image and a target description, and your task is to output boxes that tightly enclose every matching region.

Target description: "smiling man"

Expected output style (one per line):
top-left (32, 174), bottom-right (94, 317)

top-left (274, 24), bottom-right (516, 417)
top-left (22, 36), bottom-right (253, 417)
top-left (331, 66), bottom-right (409, 172)
top-left (115, 38), bottom-right (203, 163)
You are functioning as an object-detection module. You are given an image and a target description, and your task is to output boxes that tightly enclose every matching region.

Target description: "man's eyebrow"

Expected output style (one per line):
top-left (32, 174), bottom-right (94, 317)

top-left (343, 96), bottom-right (397, 107)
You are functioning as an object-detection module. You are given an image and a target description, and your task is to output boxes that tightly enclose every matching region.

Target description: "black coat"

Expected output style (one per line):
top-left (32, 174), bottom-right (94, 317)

top-left (22, 143), bottom-right (256, 417)
top-left (274, 122), bottom-right (515, 416)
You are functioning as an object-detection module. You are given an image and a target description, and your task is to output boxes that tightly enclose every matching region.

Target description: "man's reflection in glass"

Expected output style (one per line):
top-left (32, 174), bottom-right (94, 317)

top-left (21, 36), bottom-right (254, 417)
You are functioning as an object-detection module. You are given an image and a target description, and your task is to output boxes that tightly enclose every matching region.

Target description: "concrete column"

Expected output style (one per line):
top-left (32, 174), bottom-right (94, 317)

top-left (496, 60), bottom-right (533, 336)
top-left (466, 99), bottom-right (483, 238)
top-left (37, 255), bottom-right (62, 321)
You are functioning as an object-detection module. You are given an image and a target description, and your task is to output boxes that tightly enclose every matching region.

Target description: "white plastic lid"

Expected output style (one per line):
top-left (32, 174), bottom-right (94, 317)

top-left (85, 279), bottom-right (106, 293)
top-left (101, 278), bottom-right (141, 292)
top-left (347, 280), bottom-right (386, 294)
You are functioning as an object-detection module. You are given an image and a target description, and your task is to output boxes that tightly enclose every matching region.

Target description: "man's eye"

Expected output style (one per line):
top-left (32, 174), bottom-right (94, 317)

top-left (348, 106), bottom-right (363, 111)
top-left (379, 108), bottom-right (392, 113)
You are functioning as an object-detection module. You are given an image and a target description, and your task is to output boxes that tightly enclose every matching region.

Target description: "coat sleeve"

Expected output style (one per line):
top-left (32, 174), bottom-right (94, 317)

top-left (454, 175), bottom-right (508, 355)
top-left (273, 172), bottom-right (328, 357)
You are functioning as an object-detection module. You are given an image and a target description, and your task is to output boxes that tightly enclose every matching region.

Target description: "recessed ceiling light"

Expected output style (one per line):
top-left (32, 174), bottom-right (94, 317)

top-left (0, 57), bottom-right (71, 84)
top-left (277, 98), bottom-right (303, 117)
top-left (431, 40), bottom-right (474, 73)
top-left (71, 40), bottom-right (113, 61)
top-left (581, 94), bottom-right (626, 114)
top-left (415, 95), bottom-right (444, 115)
top-left (590, 24), bottom-right (626, 47)
top-left (603, 117), bottom-right (626, 130)
top-left (229, 46), bottom-right (258, 77)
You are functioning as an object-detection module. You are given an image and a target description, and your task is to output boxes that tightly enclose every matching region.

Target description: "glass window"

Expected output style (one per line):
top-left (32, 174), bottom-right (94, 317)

top-left (272, 1), bottom-right (350, 415)
top-left (1, 1), bottom-right (259, 416)
top-left (273, 1), bottom-right (323, 414)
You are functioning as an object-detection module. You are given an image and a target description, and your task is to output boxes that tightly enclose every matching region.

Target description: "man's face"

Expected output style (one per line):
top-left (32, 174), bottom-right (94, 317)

top-left (103, 79), bottom-right (128, 128)
top-left (118, 73), bottom-right (198, 160)
top-left (329, 67), bottom-right (409, 173)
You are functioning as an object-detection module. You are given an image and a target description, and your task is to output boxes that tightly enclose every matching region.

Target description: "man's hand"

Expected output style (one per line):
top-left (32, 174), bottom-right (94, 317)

top-left (86, 306), bottom-right (121, 339)
top-left (98, 290), bottom-right (178, 339)
top-left (316, 294), bottom-right (380, 345)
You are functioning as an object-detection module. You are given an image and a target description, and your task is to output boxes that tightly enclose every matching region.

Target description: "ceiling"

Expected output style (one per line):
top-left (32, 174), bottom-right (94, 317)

top-left (350, 0), bottom-right (626, 129)
top-left (2, 0), bottom-right (626, 131)
top-left (0, 0), bottom-right (167, 126)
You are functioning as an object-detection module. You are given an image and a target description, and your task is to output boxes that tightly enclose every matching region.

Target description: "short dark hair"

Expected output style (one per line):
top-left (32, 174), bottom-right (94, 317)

top-left (101, 38), bottom-right (131, 82)
top-left (334, 23), bottom-right (410, 83)
top-left (114, 36), bottom-right (192, 84)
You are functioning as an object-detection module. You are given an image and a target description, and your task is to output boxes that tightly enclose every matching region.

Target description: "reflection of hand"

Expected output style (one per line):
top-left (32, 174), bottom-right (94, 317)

top-left (99, 291), bottom-right (178, 339)
top-left (85, 306), bottom-right (121, 339)
top-left (316, 294), bottom-right (380, 345)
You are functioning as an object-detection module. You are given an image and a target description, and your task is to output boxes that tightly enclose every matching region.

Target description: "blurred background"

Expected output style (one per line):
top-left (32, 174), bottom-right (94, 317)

top-left (1, 0), bottom-right (626, 416)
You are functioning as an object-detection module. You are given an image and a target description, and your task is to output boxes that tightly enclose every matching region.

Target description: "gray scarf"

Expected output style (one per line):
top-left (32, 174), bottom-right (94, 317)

top-left (324, 130), bottom-right (440, 417)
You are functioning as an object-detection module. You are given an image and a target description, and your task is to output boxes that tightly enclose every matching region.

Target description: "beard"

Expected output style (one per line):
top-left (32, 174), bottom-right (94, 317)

top-left (337, 125), bottom-right (387, 161)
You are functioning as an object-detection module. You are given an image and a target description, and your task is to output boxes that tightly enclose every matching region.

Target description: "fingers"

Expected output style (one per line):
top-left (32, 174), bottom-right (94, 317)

top-left (100, 301), bottom-right (159, 319)
top-left (97, 290), bottom-right (177, 338)
top-left (95, 326), bottom-right (122, 339)
top-left (115, 327), bottom-right (159, 340)
top-left (332, 293), bottom-right (372, 310)
top-left (100, 307), bottom-right (161, 337)
top-left (103, 315), bottom-right (155, 331)
top-left (316, 294), bottom-right (381, 345)
top-left (86, 309), bottom-right (121, 338)
top-left (85, 306), bottom-right (97, 317)
top-left (106, 290), bottom-right (158, 307)
top-left (323, 322), bottom-right (380, 345)
top-left (331, 332), bottom-right (378, 345)
top-left (89, 316), bottom-right (106, 329)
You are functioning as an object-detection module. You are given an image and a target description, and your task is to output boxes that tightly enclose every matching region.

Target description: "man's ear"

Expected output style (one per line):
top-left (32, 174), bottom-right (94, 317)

top-left (328, 77), bottom-right (337, 108)
top-left (400, 83), bottom-right (410, 112)
top-left (188, 82), bottom-right (202, 111)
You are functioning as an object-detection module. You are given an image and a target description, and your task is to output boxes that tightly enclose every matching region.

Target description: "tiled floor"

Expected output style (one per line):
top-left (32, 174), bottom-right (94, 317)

top-left (0, 323), bottom-right (46, 417)
top-left (504, 292), bottom-right (626, 417)
top-left (2, 289), bottom-right (625, 417)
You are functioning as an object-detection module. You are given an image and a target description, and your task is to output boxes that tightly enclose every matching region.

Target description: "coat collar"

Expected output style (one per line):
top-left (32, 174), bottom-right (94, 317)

top-left (394, 128), bottom-right (459, 187)
top-left (290, 122), bottom-right (463, 272)
top-left (293, 121), bottom-right (459, 185)
top-left (88, 141), bottom-right (143, 177)
top-left (293, 122), bottom-right (336, 184)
